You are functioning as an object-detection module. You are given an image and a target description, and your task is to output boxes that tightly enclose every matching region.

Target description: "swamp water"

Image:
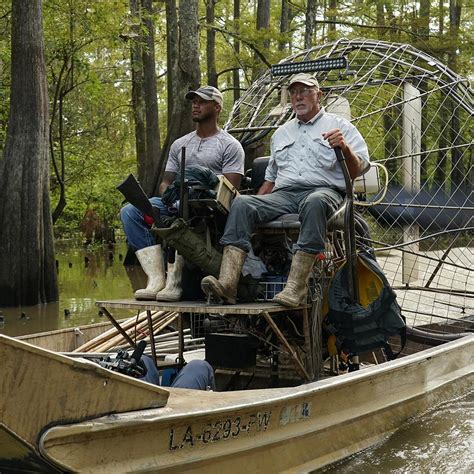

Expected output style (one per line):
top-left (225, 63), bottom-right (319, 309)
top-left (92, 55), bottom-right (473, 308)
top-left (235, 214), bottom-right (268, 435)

top-left (0, 241), bottom-right (472, 473)
top-left (0, 241), bottom-right (141, 337)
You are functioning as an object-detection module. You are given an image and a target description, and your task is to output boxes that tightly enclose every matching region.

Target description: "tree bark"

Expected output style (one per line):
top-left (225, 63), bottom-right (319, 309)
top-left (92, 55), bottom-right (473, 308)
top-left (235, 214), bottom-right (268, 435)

top-left (279, 0), bottom-right (290, 52)
top-left (153, 0), bottom-right (200, 195)
top-left (0, 0), bottom-right (58, 306)
top-left (140, 0), bottom-right (161, 194)
top-left (129, 0), bottom-right (147, 190)
top-left (417, 0), bottom-right (430, 185)
top-left (304, 0), bottom-right (317, 49)
top-left (253, 0), bottom-right (270, 80)
top-left (448, 0), bottom-right (463, 189)
top-left (233, 0), bottom-right (241, 104)
top-left (327, 0), bottom-right (337, 41)
top-left (206, 0), bottom-right (217, 87)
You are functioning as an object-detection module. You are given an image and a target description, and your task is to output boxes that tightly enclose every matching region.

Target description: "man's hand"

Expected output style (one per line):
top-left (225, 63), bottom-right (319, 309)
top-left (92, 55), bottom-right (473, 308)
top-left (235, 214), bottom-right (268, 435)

top-left (322, 128), bottom-right (362, 179)
top-left (257, 181), bottom-right (274, 195)
top-left (322, 128), bottom-right (347, 151)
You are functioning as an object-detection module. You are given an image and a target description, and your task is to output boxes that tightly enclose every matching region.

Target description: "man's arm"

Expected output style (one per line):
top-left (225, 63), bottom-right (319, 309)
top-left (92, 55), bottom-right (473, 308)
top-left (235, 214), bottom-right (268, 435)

top-left (257, 180), bottom-right (274, 195)
top-left (159, 171), bottom-right (177, 195)
top-left (322, 128), bottom-right (363, 180)
top-left (223, 172), bottom-right (242, 190)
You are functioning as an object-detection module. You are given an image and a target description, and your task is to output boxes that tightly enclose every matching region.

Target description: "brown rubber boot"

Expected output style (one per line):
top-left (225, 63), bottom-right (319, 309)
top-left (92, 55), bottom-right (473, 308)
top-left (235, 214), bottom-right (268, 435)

top-left (272, 251), bottom-right (318, 307)
top-left (134, 245), bottom-right (166, 300)
top-left (156, 254), bottom-right (185, 302)
top-left (201, 246), bottom-right (247, 304)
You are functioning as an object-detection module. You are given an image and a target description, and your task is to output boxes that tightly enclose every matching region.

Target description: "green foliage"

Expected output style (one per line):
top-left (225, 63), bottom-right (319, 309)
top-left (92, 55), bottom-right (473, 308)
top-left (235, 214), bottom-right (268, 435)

top-left (0, 0), bottom-right (471, 240)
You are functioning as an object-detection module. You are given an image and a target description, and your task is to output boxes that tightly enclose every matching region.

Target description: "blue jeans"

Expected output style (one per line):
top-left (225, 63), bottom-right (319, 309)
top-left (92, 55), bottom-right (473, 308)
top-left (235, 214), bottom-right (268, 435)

top-left (120, 197), bottom-right (174, 251)
top-left (220, 187), bottom-right (343, 254)
top-left (140, 357), bottom-right (215, 390)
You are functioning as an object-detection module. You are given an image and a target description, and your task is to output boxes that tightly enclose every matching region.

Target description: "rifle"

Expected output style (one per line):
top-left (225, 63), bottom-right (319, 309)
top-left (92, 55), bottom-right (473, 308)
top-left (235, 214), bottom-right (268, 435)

top-left (116, 174), bottom-right (164, 227)
top-left (98, 340), bottom-right (147, 378)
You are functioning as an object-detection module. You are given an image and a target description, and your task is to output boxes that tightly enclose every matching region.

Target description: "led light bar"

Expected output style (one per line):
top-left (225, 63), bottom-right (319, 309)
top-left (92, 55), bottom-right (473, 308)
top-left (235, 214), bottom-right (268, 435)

top-left (271, 56), bottom-right (348, 76)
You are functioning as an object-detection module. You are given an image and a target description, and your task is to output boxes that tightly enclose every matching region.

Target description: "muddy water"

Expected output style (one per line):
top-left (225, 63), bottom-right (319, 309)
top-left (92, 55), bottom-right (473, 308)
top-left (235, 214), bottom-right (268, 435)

top-left (0, 241), bottom-right (142, 337)
top-left (0, 241), bottom-right (472, 472)
top-left (322, 390), bottom-right (473, 473)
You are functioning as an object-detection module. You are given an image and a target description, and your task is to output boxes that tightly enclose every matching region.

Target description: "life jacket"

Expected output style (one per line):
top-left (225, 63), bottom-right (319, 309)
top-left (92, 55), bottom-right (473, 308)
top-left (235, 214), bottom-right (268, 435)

top-left (324, 251), bottom-right (406, 358)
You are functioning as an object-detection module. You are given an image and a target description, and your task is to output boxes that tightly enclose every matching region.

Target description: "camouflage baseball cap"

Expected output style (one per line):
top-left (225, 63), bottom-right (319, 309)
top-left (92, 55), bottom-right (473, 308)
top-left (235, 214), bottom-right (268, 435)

top-left (185, 86), bottom-right (223, 106)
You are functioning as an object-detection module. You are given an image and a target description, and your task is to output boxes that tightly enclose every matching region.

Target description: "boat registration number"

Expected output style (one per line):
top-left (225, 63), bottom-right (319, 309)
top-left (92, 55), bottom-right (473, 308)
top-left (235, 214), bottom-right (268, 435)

top-left (169, 411), bottom-right (272, 450)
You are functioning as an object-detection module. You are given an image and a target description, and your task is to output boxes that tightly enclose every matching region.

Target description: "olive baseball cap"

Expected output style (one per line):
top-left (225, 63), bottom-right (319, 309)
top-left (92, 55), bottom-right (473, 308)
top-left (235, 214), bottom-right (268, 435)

top-left (185, 86), bottom-right (223, 106)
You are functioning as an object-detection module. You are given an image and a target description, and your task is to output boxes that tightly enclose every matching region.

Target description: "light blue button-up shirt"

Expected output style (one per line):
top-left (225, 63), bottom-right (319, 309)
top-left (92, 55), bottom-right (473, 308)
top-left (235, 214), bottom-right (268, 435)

top-left (264, 108), bottom-right (369, 191)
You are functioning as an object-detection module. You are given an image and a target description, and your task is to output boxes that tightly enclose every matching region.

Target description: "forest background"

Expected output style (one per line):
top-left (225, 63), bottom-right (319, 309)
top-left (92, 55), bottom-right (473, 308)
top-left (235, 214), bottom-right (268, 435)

top-left (0, 0), bottom-right (471, 306)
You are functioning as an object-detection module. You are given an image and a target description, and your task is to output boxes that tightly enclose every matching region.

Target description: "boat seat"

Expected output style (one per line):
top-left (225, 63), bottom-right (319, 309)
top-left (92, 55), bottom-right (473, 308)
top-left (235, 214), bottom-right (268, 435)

top-left (250, 157), bottom-right (345, 234)
top-left (249, 156), bottom-right (380, 234)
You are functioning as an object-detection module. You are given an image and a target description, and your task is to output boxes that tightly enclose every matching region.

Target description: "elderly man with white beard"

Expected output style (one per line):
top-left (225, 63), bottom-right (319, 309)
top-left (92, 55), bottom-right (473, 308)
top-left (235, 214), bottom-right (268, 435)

top-left (201, 73), bottom-right (369, 307)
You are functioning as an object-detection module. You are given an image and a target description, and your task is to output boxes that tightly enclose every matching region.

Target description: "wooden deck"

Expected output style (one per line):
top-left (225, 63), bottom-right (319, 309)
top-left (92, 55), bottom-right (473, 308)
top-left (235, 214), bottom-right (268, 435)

top-left (95, 299), bottom-right (310, 315)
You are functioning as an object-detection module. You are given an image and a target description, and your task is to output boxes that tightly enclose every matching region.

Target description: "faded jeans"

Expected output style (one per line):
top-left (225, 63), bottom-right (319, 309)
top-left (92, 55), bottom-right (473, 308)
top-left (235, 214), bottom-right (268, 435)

top-left (220, 186), bottom-right (343, 254)
top-left (120, 197), bottom-right (174, 251)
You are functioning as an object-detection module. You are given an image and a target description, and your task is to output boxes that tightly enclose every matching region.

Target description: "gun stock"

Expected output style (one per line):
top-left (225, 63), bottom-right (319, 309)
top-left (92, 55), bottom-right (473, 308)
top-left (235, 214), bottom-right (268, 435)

top-left (117, 174), bottom-right (163, 226)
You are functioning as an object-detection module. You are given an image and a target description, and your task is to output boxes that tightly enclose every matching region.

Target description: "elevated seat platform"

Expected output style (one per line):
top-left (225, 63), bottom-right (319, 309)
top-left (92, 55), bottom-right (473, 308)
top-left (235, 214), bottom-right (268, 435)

top-left (96, 299), bottom-right (313, 381)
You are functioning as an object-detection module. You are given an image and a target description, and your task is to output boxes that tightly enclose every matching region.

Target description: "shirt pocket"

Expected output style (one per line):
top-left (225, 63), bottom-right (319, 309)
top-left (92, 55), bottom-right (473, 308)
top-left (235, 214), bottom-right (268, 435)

top-left (273, 139), bottom-right (295, 169)
top-left (310, 137), bottom-right (337, 170)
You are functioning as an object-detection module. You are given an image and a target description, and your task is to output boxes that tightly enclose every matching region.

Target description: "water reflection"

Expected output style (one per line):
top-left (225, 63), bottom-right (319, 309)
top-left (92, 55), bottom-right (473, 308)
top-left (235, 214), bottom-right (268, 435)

top-left (321, 390), bottom-right (474, 473)
top-left (0, 241), bottom-right (142, 337)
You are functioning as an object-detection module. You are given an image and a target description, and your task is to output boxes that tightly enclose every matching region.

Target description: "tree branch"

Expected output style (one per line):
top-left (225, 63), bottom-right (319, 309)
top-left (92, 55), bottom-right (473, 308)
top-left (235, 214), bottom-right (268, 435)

top-left (203, 23), bottom-right (271, 68)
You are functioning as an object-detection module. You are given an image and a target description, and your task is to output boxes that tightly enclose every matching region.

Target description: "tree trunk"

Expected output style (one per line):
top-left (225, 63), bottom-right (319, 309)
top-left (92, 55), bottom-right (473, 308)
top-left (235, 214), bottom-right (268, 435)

top-left (448, 0), bottom-right (463, 190)
top-left (233, 0), bottom-right (241, 105)
top-left (141, 0), bottom-right (161, 194)
top-left (304, 0), bottom-right (317, 49)
top-left (252, 0), bottom-right (270, 80)
top-left (417, 0), bottom-right (430, 185)
top-left (435, 118), bottom-right (448, 188)
top-left (130, 0), bottom-right (147, 190)
top-left (327, 0), bottom-right (337, 41)
top-left (206, 0), bottom-right (217, 87)
top-left (153, 0), bottom-right (200, 195)
top-left (279, 0), bottom-right (290, 51)
top-left (0, 0), bottom-right (58, 306)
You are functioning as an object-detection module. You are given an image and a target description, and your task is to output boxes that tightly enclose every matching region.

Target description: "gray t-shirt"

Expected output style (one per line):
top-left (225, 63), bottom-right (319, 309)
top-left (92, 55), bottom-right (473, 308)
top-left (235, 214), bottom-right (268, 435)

top-left (165, 129), bottom-right (245, 176)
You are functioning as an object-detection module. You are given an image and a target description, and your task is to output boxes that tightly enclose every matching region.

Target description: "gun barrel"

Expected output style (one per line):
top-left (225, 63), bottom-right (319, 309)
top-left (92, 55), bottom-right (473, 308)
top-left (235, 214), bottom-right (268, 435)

top-left (117, 174), bottom-right (153, 215)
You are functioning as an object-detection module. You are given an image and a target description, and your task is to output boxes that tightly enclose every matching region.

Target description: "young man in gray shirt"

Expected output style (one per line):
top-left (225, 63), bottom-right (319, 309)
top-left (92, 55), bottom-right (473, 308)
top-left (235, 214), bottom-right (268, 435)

top-left (121, 86), bottom-right (245, 301)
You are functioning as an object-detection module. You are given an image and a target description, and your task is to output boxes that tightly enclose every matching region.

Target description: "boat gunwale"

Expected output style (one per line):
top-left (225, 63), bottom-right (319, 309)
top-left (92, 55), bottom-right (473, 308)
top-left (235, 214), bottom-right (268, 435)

top-left (39, 333), bottom-right (473, 429)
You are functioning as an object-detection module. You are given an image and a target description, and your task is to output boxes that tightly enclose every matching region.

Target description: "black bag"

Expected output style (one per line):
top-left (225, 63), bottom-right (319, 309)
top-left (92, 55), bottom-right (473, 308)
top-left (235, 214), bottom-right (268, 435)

top-left (162, 165), bottom-right (219, 207)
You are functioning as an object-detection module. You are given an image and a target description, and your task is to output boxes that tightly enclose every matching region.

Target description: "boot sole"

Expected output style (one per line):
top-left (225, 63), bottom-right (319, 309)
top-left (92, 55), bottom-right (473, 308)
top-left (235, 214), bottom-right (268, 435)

top-left (135, 295), bottom-right (158, 301)
top-left (156, 294), bottom-right (182, 302)
top-left (272, 295), bottom-right (302, 308)
top-left (201, 281), bottom-right (236, 305)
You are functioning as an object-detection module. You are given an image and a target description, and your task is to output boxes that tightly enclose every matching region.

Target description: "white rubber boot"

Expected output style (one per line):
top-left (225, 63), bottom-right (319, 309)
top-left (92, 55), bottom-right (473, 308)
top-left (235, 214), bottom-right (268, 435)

top-left (134, 245), bottom-right (166, 300)
top-left (156, 254), bottom-right (185, 302)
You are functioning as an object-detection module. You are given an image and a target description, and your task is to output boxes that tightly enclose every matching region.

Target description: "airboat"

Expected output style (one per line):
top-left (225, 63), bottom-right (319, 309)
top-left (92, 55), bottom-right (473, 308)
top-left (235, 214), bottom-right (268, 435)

top-left (1, 39), bottom-right (472, 473)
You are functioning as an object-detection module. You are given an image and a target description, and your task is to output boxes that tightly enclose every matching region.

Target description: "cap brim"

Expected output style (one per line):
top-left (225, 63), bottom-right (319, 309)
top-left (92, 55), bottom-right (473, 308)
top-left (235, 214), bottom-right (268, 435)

top-left (185, 91), bottom-right (213, 101)
top-left (289, 79), bottom-right (318, 87)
